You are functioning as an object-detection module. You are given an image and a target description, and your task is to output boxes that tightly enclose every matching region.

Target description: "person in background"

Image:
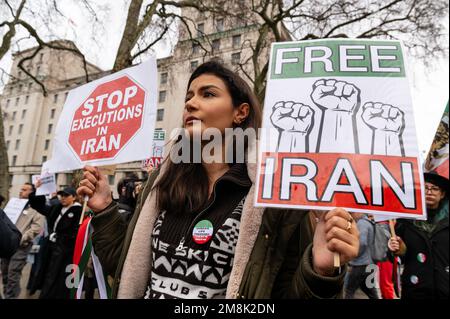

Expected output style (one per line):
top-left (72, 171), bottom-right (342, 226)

top-left (28, 186), bottom-right (82, 299)
top-left (116, 174), bottom-right (139, 223)
top-left (1, 183), bottom-right (44, 299)
top-left (376, 220), bottom-right (399, 299)
top-left (389, 171), bottom-right (448, 299)
top-left (344, 213), bottom-right (380, 299)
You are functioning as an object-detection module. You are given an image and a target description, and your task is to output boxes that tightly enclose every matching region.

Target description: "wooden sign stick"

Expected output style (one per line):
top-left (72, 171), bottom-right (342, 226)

top-left (79, 195), bottom-right (89, 225)
top-left (389, 219), bottom-right (396, 238)
top-left (334, 253), bottom-right (341, 273)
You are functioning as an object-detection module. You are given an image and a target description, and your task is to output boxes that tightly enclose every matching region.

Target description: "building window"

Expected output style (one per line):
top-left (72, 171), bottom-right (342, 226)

top-left (190, 60), bottom-right (199, 72)
top-left (25, 95), bottom-right (29, 104)
top-left (12, 155), bottom-right (17, 166)
top-left (18, 71), bottom-right (22, 78)
top-left (231, 52), bottom-right (241, 65)
top-left (42, 156), bottom-right (47, 163)
top-left (18, 84), bottom-right (23, 92)
top-left (192, 42), bottom-right (200, 55)
top-left (6, 99), bottom-right (10, 107)
top-left (235, 17), bottom-right (246, 28)
top-left (12, 112), bottom-right (16, 121)
top-left (160, 72), bottom-right (168, 85)
top-left (159, 91), bottom-right (167, 103)
top-left (157, 109), bottom-right (164, 121)
top-left (48, 124), bottom-right (53, 134)
top-left (197, 23), bottom-right (205, 37)
top-left (216, 18), bottom-right (224, 32)
top-left (212, 39), bottom-right (221, 52)
top-left (28, 82), bottom-right (32, 90)
top-left (22, 110), bottom-right (27, 119)
top-left (54, 94), bottom-right (58, 103)
top-left (18, 124), bottom-right (23, 134)
top-left (51, 109), bottom-right (55, 119)
top-left (233, 35), bottom-right (242, 48)
top-left (65, 92), bottom-right (68, 100)
top-left (36, 66), bottom-right (40, 75)
top-left (39, 53), bottom-right (43, 62)
top-left (6, 141), bottom-right (9, 150)
top-left (108, 175), bottom-right (115, 185)
top-left (15, 97), bottom-right (19, 106)
top-left (15, 139), bottom-right (20, 150)
top-left (45, 139), bottom-right (50, 150)
top-left (8, 126), bottom-right (13, 136)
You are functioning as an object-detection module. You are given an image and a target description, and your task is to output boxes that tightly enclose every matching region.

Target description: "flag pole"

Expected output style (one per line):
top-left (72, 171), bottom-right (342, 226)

top-left (79, 195), bottom-right (89, 225)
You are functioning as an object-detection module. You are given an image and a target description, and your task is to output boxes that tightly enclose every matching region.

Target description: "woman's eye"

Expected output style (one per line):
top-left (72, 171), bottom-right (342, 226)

top-left (204, 91), bottom-right (215, 98)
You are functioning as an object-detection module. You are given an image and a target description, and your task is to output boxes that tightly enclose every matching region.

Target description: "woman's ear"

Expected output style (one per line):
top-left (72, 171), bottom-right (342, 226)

top-left (233, 103), bottom-right (250, 124)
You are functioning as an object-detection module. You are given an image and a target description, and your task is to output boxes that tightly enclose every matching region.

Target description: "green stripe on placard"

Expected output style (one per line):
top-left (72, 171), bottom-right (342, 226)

top-left (270, 40), bottom-right (405, 79)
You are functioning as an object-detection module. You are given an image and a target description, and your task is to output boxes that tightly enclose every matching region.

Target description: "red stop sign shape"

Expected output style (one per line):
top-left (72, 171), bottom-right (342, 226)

top-left (68, 76), bottom-right (146, 162)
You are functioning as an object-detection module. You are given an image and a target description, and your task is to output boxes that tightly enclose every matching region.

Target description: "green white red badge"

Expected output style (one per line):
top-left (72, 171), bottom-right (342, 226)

top-left (192, 220), bottom-right (213, 244)
top-left (417, 253), bottom-right (426, 263)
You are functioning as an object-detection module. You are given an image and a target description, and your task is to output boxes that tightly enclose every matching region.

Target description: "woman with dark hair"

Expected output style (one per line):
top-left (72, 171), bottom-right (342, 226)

top-left (77, 61), bottom-right (359, 299)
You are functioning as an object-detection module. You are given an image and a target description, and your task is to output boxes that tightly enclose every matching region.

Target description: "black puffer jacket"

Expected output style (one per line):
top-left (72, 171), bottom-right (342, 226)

top-left (396, 208), bottom-right (449, 299)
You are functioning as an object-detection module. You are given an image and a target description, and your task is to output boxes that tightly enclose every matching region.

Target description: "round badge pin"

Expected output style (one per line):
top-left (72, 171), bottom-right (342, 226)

top-left (445, 266), bottom-right (449, 273)
top-left (417, 253), bottom-right (426, 263)
top-left (68, 213), bottom-right (74, 218)
top-left (192, 220), bottom-right (213, 244)
top-left (410, 275), bottom-right (419, 285)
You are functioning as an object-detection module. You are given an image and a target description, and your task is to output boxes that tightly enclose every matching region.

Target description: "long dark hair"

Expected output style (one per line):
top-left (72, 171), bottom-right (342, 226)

top-left (155, 61), bottom-right (262, 215)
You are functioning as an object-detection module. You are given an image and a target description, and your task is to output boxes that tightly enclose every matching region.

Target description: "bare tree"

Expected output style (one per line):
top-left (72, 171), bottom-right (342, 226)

top-left (0, 0), bottom-right (106, 198)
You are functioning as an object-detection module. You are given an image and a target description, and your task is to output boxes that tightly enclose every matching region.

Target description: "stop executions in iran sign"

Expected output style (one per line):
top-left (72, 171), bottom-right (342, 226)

top-left (69, 76), bottom-right (145, 161)
top-left (48, 59), bottom-right (157, 172)
top-left (256, 39), bottom-right (426, 219)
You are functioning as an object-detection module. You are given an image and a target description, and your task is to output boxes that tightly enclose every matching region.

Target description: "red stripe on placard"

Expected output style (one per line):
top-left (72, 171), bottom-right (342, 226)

top-left (257, 152), bottom-right (424, 216)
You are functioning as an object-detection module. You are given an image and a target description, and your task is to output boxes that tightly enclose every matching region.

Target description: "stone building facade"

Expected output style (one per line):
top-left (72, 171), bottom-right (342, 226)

top-left (1, 3), bottom-right (270, 197)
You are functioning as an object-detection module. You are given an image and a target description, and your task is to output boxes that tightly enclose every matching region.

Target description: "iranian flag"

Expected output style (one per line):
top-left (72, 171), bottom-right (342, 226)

top-left (71, 216), bottom-right (111, 299)
top-left (425, 102), bottom-right (449, 178)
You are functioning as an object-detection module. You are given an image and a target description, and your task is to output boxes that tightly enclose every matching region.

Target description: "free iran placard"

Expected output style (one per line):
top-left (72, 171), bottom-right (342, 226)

top-left (256, 39), bottom-right (426, 219)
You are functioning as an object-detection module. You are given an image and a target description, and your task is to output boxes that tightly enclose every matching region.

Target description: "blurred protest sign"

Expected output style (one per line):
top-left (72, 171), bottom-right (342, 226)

top-left (142, 130), bottom-right (165, 170)
top-left (4, 198), bottom-right (28, 224)
top-left (32, 172), bottom-right (57, 196)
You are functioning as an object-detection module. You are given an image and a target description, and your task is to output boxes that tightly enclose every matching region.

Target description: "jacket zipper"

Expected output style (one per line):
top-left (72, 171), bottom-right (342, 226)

top-left (176, 186), bottom-right (218, 251)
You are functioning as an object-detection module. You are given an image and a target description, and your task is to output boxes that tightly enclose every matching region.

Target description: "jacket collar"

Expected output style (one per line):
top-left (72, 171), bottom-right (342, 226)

top-left (218, 163), bottom-right (252, 188)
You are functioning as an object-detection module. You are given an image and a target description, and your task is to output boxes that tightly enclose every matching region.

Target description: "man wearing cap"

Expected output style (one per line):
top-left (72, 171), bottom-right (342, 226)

top-left (1, 183), bottom-right (44, 299)
top-left (28, 186), bottom-right (82, 299)
top-left (388, 171), bottom-right (449, 299)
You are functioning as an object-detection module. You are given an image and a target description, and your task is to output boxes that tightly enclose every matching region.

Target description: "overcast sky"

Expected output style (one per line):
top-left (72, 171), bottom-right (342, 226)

top-left (1, 1), bottom-right (448, 155)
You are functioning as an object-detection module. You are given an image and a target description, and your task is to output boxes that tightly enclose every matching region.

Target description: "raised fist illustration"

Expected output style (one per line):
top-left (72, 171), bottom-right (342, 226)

top-left (271, 101), bottom-right (314, 133)
top-left (311, 79), bottom-right (360, 113)
top-left (362, 102), bottom-right (405, 134)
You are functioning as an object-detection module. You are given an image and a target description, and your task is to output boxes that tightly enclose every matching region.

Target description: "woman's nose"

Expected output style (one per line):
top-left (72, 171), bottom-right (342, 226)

top-left (185, 96), bottom-right (199, 112)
